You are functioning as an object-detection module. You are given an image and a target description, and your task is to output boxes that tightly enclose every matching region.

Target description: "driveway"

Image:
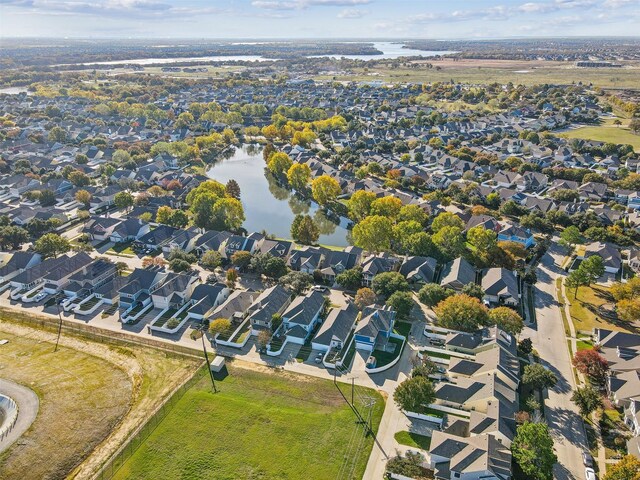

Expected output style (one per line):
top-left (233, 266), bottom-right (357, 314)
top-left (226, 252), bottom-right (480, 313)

top-left (523, 243), bottom-right (587, 480)
top-left (0, 378), bottom-right (39, 453)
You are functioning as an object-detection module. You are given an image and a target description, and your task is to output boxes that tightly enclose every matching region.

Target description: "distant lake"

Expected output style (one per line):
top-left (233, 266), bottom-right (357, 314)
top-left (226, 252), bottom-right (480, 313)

top-left (310, 42), bottom-right (456, 60)
top-left (65, 42), bottom-right (455, 66)
top-left (207, 145), bottom-right (351, 247)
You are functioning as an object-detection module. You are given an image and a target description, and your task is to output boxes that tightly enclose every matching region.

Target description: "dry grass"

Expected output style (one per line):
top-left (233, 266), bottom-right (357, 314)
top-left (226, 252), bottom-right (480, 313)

top-left (567, 284), bottom-right (636, 334)
top-left (0, 317), bottom-right (200, 480)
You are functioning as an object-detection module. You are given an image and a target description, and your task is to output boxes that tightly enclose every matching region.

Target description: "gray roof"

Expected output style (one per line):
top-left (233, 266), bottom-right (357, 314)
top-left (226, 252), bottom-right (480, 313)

top-left (481, 268), bottom-right (518, 299)
top-left (440, 257), bottom-right (475, 289)
top-left (355, 305), bottom-right (396, 338)
top-left (313, 303), bottom-right (358, 346)
top-left (283, 290), bottom-right (325, 327)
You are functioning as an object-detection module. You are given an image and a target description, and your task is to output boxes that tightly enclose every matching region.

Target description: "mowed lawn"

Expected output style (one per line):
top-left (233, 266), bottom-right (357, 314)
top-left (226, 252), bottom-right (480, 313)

top-left (114, 365), bottom-right (385, 480)
top-left (560, 118), bottom-right (640, 152)
top-left (567, 284), bottom-right (637, 334)
top-left (0, 325), bottom-right (132, 480)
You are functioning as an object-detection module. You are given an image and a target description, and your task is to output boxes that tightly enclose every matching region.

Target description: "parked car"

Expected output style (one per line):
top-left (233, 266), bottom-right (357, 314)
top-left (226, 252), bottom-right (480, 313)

top-left (34, 291), bottom-right (47, 302)
top-left (314, 353), bottom-right (323, 364)
top-left (585, 467), bottom-right (597, 480)
top-left (582, 452), bottom-right (594, 468)
top-left (312, 285), bottom-right (328, 292)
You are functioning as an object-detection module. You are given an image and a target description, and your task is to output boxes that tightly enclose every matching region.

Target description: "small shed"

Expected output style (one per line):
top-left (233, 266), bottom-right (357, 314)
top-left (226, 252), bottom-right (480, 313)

top-left (210, 356), bottom-right (225, 373)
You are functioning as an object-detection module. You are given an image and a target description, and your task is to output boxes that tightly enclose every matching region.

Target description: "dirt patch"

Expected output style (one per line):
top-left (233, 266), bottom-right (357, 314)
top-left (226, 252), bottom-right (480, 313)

top-left (0, 319), bottom-right (200, 480)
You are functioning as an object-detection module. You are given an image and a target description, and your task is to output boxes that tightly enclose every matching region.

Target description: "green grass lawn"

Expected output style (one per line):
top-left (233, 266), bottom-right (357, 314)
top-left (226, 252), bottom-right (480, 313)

top-left (394, 431), bottom-right (432, 451)
top-left (567, 284), bottom-right (635, 333)
top-left (371, 336), bottom-right (404, 367)
top-left (393, 321), bottom-right (412, 338)
top-left (560, 118), bottom-right (640, 152)
top-left (114, 366), bottom-right (385, 480)
top-left (423, 350), bottom-right (451, 360)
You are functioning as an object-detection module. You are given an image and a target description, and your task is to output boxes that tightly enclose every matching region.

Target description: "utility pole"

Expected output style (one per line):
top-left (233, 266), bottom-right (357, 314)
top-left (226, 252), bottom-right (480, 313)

top-left (200, 325), bottom-right (217, 393)
top-left (54, 299), bottom-right (63, 352)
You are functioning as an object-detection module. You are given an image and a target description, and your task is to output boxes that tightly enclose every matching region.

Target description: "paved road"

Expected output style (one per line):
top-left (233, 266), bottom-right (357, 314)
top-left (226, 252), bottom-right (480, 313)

top-left (523, 243), bottom-right (587, 480)
top-left (0, 378), bottom-right (39, 453)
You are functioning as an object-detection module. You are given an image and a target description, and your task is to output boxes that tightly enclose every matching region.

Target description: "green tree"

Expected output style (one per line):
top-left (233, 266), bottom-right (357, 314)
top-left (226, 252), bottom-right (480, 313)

top-left (489, 306), bottom-right (524, 335)
top-left (467, 226), bottom-right (497, 253)
top-left (287, 163), bottom-right (311, 191)
top-left (432, 225), bottom-right (465, 259)
top-left (431, 212), bottom-right (464, 233)
top-left (268, 152), bottom-right (293, 177)
top-left (372, 271), bottom-right (409, 298)
top-left (311, 175), bottom-right (341, 206)
top-left (566, 268), bottom-right (590, 298)
top-left (511, 422), bottom-right (557, 480)
top-left (114, 191), bottom-right (134, 211)
top-left (38, 189), bottom-right (56, 206)
top-left (386, 291), bottom-right (414, 318)
top-left (398, 204), bottom-right (428, 225)
top-left (34, 233), bottom-right (70, 258)
top-left (168, 210), bottom-right (189, 228)
top-left (460, 283), bottom-right (484, 301)
top-left (200, 250), bottom-right (222, 270)
top-left (352, 215), bottom-right (393, 252)
top-left (404, 232), bottom-right (436, 257)
top-left (225, 179), bottom-right (241, 200)
top-left (209, 318), bottom-right (232, 337)
top-left (393, 376), bottom-right (436, 413)
top-left (418, 283), bottom-right (453, 307)
top-left (290, 214), bottom-right (319, 245)
top-left (0, 225), bottom-right (29, 250)
top-left (211, 197), bottom-right (245, 231)
top-left (559, 226), bottom-right (583, 253)
top-left (279, 271), bottom-right (313, 295)
top-left (75, 189), bottom-right (91, 207)
top-left (335, 266), bottom-right (363, 291)
top-left (231, 250), bottom-right (252, 269)
top-left (251, 253), bottom-right (287, 279)
top-left (347, 190), bottom-right (376, 222)
top-left (571, 385), bottom-right (603, 417)
top-left (522, 363), bottom-right (558, 390)
top-left (581, 255), bottom-right (605, 285)
top-left (48, 126), bottom-right (67, 142)
top-left (434, 294), bottom-right (490, 332)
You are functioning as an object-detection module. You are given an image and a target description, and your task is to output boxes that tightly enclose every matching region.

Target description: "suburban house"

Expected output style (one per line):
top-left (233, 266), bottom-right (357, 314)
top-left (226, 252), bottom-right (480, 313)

top-left (354, 305), bottom-right (396, 352)
top-left (248, 284), bottom-right (291, 331)
top-left (497, 223), bottom-right (535, 248)
top-left (582, 242), bottom-right (622, 275)
top-left (109, 218), bottom-right (150, 243)
top-left (118, 266), bottom-right (168, 311)
top-left (186, 283), bottom-right (231, 320)
top-left (150, 271), bottom-right (200, 310)
top-left (481, 268), bottom-right (519, 306)
top-left (281, 290), bottom-right (326, 344)
top-left (60, 258), bottom-right (117, 297)
top-left (440, 257), bottom-right (476, 291)
top-left (40, 251), bottom-right (95, 294)
top-left (208, 290), bottom-right (255, 325)
top-left (399, 256), bottom-right (437, 284)
top-left (312, 303), bottom-right (358, 352)
top-left (361, 253), bottom-right (399, 287)
top-left (136, 225), bottom-right (179, 251)
top-left (0, 251), bottom-right (41, 284)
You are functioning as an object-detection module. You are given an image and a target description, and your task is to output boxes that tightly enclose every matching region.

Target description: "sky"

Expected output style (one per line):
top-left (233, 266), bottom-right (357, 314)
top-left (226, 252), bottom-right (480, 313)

top-left (0, 0), bottom-right (639, 38)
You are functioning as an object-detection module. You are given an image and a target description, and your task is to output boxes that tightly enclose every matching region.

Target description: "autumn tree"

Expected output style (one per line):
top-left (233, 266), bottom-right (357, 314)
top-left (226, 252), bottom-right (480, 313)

top-left (573, 348), bottom-right (609, 383)
top-left (287, 163), bottom-right (311, 191)
top-left (434, 294), bottom-right (490, 332)
top-left (347, 190), bottom-right (377, 222)
top-left (370, 196), bottom-right (403, 219)
top-left (209, 318), bottom-right (232, 338)
top-left (355, 287), bottom-right (377, 309)
top-left (489, 306), bottom-right (524, 336)
top-left (311, 175), bottom-right (341, 206)
top-left (267, 152), bottom-right (293, 177)
top-left (603, 455), bottom-right (640, 480)
top-left (75, 189), bottom-right (92, 207)
top-left (352, 215), bottom-right (393, 252)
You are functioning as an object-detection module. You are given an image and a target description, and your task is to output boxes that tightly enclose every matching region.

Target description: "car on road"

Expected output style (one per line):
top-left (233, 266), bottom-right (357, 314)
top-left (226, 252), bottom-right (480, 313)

top-left (582, 452), bottom-right (594, 468)
top-left (585, 467), bottom-right (597, 480)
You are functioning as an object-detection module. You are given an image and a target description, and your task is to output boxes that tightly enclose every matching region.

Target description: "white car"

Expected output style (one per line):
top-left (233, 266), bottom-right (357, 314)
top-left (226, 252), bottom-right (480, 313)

top-left (585, 467), bottom-right (597, 480)
top-left (34, 292), bottom-right (47, 302)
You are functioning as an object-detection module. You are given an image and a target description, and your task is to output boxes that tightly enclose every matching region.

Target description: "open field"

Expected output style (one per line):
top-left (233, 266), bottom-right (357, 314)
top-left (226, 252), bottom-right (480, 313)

top-left (567, 284), bottom-right (638, 334)
top-left (314, 61), bottom-right (640, 89)
top-left (0, 314), bottom-right (200, 480)
top-left (559, 118), bottom-right (640, 152)
top-left (114, 363), bottom-right (385, 480)
top-left (0, 323), bottom-right (131, 480)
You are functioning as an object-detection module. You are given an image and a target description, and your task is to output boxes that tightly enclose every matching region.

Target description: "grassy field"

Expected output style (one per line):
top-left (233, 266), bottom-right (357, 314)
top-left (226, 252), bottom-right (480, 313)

top-left (394, 431), bottom-right (432, 451)
top-left (560, 118), bottom-right (640, 152)
top-left (0, 324), bottom-right (131, 480)
top-left (0, 315), bottom-right (200, 480)
top-left (567, 284), bottom-right (637, 334)
top-left (314, 64), bottom-right (640, 89)
top-left (114, 364), bottom-right (385, 480)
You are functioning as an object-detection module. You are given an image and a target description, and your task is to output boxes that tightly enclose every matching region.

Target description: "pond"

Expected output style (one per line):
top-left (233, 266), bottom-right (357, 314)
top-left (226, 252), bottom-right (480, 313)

top-left (206, 145), bottom-right (351, 247)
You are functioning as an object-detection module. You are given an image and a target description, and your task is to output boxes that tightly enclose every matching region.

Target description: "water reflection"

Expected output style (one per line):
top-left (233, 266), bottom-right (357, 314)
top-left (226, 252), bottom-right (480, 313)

top-left (207, 144), bottom-right (350, 246)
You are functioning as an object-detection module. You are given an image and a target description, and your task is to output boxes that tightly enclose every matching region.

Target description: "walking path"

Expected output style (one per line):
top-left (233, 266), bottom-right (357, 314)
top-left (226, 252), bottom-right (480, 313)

top-left (0, 378), bottom-right (39, 453)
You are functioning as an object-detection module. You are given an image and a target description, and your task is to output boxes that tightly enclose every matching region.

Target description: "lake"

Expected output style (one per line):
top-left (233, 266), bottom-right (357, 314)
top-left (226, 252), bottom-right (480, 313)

top-left (207, 145), bottom-right (351, 247)
top-left (66, 42), bottom-right (455, 66)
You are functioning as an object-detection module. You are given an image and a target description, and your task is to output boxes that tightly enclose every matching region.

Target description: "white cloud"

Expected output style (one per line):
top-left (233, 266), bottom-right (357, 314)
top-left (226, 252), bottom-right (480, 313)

top-left (251, 0), bottom-right (371, 10)
top-left (337, 8), bottom-right (366, 18)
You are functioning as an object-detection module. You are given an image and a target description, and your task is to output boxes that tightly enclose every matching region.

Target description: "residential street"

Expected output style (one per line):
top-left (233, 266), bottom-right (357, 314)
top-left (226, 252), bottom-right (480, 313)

top-left (523, 242), bottom-right (587, 480)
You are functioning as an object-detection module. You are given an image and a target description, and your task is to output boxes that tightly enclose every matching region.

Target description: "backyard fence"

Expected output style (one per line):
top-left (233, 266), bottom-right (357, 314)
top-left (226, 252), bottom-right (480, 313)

top-left (93, 367), bottom-right (207, 480)
top-left (0, 307), bottom-right (204, 359)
